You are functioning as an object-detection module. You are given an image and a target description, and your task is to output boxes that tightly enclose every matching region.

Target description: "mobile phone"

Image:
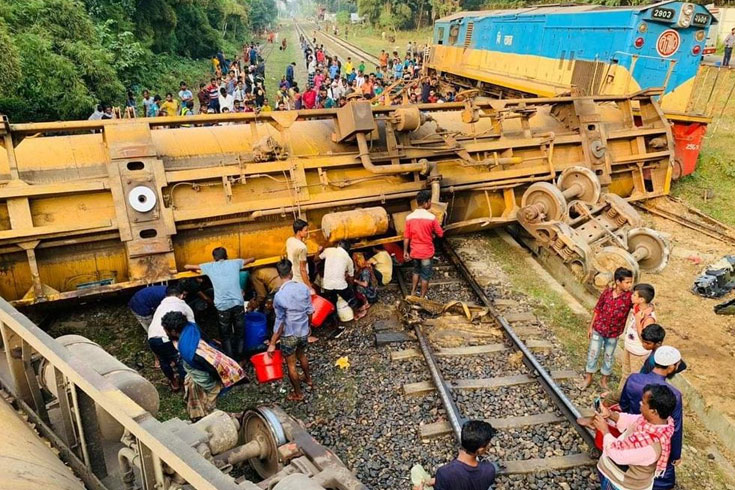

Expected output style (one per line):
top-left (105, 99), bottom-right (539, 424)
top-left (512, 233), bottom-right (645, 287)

top-left (594, 396), bottom-right (601, 412)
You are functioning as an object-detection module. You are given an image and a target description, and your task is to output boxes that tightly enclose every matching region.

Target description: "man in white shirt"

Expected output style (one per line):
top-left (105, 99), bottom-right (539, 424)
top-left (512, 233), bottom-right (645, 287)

top-left (286, 219), bottom-right (314, 292)
top-left (178, 81), bottom-right (193, 106)
top-left (148, 284), bottom-right (194, 391)
top-left (218, 87), bottom-right (234, 112)
top-left (317, 240), bottom-right (362, 324)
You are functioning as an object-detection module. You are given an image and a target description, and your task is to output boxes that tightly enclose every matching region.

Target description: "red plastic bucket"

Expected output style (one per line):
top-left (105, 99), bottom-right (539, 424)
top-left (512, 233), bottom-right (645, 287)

top-left (671, 122), bottom-right (707, 179)
top-left (311, 294), bottom-right (334, 328)
top-left (250, 351), bottom-right (284, 383)
top-left (594, 404), bottom-right (621, 450)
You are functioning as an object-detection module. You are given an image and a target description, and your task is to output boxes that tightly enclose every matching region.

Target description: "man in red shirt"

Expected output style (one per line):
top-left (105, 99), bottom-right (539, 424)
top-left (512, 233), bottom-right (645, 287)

top-left (302, 86), bottom-right (317, 109)
top-left (580, 267), bottom-right (634, 390)
top-left (403, 190), bottom-right (444, 298)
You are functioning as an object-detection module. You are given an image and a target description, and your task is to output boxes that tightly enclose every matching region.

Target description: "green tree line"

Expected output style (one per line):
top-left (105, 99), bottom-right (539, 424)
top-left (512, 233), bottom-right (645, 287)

top-left (356, 0), bottom-right (682, 30)
top-left (0, 0), bottom-right (277, 122)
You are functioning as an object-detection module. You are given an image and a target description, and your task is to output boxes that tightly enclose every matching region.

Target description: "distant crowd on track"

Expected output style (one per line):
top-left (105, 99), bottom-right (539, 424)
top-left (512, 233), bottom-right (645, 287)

top-left (283, 32), bottom-right (452, 110)
top-left (86, 28), bottom-right (457, 121)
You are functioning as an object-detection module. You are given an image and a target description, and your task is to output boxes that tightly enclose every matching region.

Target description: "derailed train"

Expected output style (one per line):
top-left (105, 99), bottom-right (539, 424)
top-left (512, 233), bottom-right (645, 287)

top-left (0, 92), bottom-right (671, 307)
top-left (426, 1), bottom-right (715, 178)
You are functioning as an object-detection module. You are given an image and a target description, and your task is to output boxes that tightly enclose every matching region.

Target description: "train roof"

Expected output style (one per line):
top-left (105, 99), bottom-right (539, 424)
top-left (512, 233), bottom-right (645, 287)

top-left (437, 1), bottom-right (716, 23)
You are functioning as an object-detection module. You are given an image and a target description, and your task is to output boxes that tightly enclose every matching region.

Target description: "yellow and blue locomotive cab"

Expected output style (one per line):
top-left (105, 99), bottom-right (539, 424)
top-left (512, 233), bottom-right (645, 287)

top-left (428, 1), bottom-right (714, 117)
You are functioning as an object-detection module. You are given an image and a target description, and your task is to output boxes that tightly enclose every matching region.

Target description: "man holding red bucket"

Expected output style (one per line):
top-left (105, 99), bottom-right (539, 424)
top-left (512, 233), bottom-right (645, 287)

top-left (267, 259), bottom-right (314, 402)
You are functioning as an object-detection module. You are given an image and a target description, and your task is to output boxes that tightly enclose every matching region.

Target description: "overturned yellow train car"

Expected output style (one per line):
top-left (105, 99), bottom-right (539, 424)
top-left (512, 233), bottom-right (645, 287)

top-left (0, 93), bottom-right (672, 305)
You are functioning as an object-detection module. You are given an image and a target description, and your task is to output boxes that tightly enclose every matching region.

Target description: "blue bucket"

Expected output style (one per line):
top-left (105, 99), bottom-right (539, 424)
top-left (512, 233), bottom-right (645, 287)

top-left (244, 311), bottom-right (268, 351)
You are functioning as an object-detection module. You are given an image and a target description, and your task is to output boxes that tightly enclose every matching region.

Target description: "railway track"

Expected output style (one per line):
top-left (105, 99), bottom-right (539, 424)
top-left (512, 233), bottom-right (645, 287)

top-left (635, 195), bottom-right (735, 247)
top-left (298, 20), bottom-right (381, 67)
top-left (392, 240), bottom-right (597, 476)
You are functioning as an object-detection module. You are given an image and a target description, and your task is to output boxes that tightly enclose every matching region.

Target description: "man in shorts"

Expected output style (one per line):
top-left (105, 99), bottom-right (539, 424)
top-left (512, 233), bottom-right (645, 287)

top-left (403, 190), bottom-right (444, 298)
top-left (268, 259), bottom-right (314, 402)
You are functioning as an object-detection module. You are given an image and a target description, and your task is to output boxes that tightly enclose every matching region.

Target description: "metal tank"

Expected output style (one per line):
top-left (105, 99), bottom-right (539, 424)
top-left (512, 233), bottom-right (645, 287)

top-left (0, 93), bottom-right (672, 305)
top-left (0, 395), bottom-right (85, 490)
top-left (40, 334), bottom-right (160, 441)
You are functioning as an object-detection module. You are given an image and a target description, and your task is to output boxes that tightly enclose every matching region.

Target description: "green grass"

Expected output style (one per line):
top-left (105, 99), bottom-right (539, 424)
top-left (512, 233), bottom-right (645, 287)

top-left (263, 24), bottom-right (300, 107)
top-left (671, 67), bottom-right (735, 226)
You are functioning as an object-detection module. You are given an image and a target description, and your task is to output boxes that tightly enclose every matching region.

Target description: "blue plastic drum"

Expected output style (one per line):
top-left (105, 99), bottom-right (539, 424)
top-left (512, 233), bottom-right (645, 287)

top-left (243, 311), bottom-right (268, 351)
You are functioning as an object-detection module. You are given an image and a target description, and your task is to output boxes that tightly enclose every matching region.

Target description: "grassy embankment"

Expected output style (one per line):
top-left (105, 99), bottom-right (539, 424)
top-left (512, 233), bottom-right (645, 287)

top-left (336, 25), bottom-right (434, 55)
top-left (672, 67), bottom-right (735, 226)
top-left (263, 23), bottom-right (300, 105)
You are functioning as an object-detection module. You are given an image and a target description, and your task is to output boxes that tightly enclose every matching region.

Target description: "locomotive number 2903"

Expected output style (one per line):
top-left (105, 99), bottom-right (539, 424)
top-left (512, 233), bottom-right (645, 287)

top-left (651, 7), bottom-right (675, 21)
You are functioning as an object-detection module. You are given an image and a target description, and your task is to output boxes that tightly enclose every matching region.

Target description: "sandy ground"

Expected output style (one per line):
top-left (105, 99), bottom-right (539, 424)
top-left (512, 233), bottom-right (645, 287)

top-left (637, 201), bottom-right (735, 419)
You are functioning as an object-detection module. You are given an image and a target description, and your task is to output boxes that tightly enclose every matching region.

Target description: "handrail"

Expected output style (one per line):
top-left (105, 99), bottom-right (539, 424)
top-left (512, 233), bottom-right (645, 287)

top-left (0, 297), bottom-right (254, 490)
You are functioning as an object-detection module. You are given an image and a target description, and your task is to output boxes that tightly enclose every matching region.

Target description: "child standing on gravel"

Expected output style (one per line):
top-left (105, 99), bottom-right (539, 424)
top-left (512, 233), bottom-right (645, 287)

top-left (580, 267), bottom-right (634, 390)
top-left (619, 283), bottom-right (657, 390)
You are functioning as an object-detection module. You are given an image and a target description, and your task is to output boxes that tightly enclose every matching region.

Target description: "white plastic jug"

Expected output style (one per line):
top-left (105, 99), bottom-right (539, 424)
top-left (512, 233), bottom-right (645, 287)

top-left (336, 296), bottom-right (354, 322)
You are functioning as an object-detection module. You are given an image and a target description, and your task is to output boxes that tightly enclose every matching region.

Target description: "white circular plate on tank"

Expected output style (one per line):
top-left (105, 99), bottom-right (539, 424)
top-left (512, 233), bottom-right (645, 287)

top-left (128, 186), bottom-right (157, 213)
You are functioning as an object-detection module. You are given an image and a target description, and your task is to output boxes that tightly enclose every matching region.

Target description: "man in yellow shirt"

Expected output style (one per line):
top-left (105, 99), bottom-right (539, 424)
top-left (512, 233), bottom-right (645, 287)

top-left (160, 93), bottom-right (179, 117)
top-left (344, 57), bottom-right (353, 76)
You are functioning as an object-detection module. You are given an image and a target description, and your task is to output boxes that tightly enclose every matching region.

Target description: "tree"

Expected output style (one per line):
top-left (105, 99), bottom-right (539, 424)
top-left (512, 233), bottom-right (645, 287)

top-left (336, 10), bottom-right (350, 25)
top-left (357, 0), bottom-right (382, 26)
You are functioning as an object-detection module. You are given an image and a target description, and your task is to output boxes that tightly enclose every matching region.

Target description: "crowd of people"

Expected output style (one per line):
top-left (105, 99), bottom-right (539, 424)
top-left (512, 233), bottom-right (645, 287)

top-left (127, 189), bottom-right (445, 416)
top-left (574, 267), bottom-right (686, 490)
top-left (277, 33), bottom-right (453, 110)
top-left (127, 187), bottom-right (690, 490)
top-left (115, 28), bottom-right (693, 490)
top-left (88, 30), bottom-right (459, 120)
top-left (90, 44), bottom-right (276, 120)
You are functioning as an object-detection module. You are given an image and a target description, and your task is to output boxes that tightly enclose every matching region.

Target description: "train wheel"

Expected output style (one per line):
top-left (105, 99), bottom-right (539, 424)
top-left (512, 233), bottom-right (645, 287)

top-left (627, 227), bottom-right (670, 273)
top-left (241, 407), bottom-right (287, 478)
top-left (556, 166), bottom-right (601, 205)
top-left (520, 182), bottom-right (568, 223)
top-left (593, 246), bottom-right (640, 288)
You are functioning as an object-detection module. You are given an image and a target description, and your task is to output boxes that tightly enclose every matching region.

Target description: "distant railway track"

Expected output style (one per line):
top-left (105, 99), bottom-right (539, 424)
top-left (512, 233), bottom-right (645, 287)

top-left (393, 240), bottom-right (597, 475)
top-left (298, 20), bottom-right (380, 67)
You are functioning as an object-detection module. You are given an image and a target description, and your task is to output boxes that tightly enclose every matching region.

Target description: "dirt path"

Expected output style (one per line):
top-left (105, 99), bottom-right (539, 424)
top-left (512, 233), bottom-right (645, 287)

top-left (638, 203), bottom-right (735, 419)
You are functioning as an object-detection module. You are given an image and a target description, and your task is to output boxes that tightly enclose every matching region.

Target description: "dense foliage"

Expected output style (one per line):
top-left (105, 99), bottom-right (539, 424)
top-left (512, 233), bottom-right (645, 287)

top-left (0, 0), bottom-right (277, 122)
top-left (356, 0), bottom-right (671, 29)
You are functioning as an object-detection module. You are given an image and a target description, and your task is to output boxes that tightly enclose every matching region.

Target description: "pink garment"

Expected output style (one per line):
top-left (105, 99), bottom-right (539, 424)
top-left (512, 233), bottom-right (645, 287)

top-left (314, 73), bottom-right (324, 92)
top-left (602, 413), bottom-right (659, 466)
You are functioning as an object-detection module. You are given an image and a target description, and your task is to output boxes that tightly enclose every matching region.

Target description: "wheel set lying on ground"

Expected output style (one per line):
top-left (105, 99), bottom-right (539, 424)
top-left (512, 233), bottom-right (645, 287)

top-left (518, 166), bottom-right (670, 287)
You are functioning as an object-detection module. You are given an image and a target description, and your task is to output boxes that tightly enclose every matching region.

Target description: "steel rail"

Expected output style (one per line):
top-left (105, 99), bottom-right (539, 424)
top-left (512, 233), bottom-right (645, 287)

top-left (395, 264), bottom-right (465, 441)
top-left (440, 240), bottom-right (597, 450)
top-left (312, 26), bottom-right (381, 66)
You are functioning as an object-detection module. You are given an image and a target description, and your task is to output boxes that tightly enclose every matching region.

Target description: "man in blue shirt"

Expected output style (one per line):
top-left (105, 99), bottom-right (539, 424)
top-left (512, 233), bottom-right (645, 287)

top-left (286, 62), bottom-right (296, 86)
top-left (128, 285), bottom-right (167, 332)
top-left (268, 259), bottom-right (314, 402)
top-left (620, 346), bottom-right (685, 490)
top-left (185, 247), bottom-right (254, 360)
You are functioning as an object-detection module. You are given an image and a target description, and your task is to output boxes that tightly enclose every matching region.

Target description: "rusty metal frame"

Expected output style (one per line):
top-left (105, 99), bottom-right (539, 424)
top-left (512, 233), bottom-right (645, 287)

top-left (0, 92), bottom-right (674, 306)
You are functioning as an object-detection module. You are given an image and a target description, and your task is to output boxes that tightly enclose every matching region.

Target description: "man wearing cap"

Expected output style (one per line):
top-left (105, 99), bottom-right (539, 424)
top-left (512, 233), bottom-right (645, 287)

top-left (619, 346), bottom-right (685, 490)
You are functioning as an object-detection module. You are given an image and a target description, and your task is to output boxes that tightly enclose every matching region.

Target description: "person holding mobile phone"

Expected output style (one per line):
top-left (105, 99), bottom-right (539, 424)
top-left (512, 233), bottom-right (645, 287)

top-left (595, 385), bottom-right (676, 490)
